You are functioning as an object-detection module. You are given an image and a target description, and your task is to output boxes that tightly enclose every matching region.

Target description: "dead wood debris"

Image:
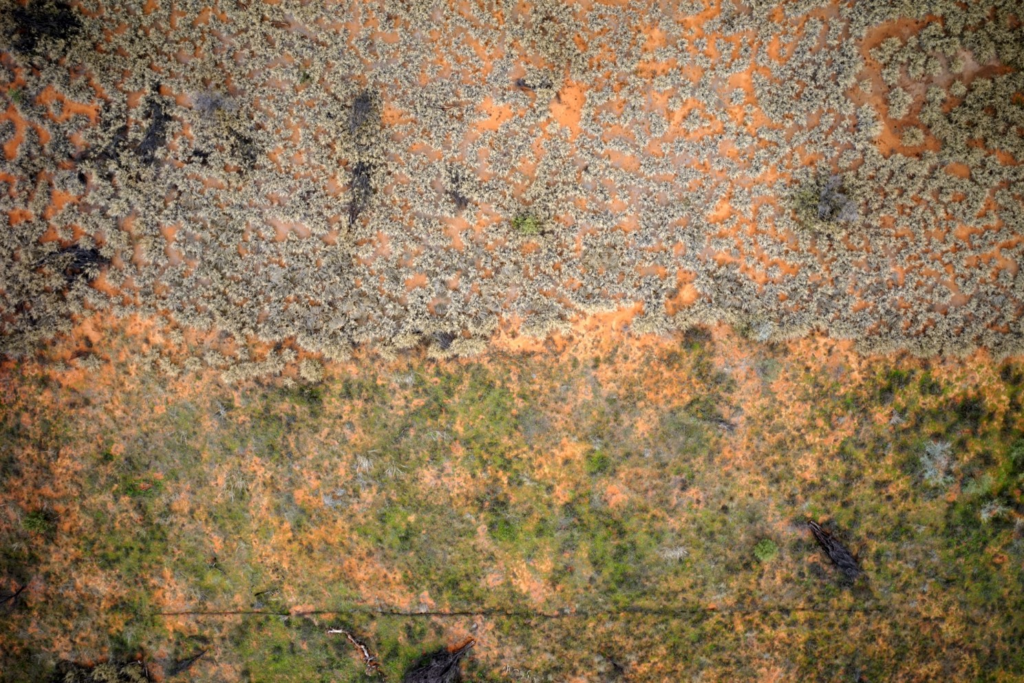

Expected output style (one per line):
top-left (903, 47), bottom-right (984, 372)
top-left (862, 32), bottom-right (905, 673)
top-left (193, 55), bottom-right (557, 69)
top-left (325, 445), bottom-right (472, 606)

top-left (327, 626), bottom-right (385, 679)
top-left (809, 520), bottom-right (862, 580)
top-left (402, 639), bottom-right (475, 683)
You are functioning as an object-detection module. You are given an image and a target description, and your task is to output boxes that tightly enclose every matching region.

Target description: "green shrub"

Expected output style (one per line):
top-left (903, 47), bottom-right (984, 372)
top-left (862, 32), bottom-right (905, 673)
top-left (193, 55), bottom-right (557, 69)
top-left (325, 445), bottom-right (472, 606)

top-left (23, 510), bottom-right (57, 535)
top-left (585, 449), bottom-right (610, 475)
top-left (512, 213), bottom-right (541, 236)
top-left (753, 538), bottom-right (778, 563)
top-left (120, 476), bottom-right (164, 498)
top-left (489, 517), bottom-right (519, 543)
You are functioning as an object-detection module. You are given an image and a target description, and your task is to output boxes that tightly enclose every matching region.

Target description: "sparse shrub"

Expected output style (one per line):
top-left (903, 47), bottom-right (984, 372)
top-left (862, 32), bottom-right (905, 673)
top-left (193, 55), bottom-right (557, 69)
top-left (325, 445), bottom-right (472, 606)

top-left (1000, 365), bottom-right (1023, 386)
top-left (995, 439), bottom-right (1024, 495)
top-left (683, 326), bottom-right (713, 349)
top-left (881, 368), bottom-right (911, 393)
top-left (512, 213), bottom-right (542, 236)
top-left (490, 517), bottom-right (519, 543)
top-left (288, 383), bottom-right (324, 414)
top-left (382, 462), bottom-right (406, 480)
top-left (980, 501), bottom-right (1009, 523)
top-left (791, 174), bottom-right (860, 234)
top-left (921, 440), bottom-right (955, 487)
top-left (120, 477), bottom-right (164, 498)
top-left (737, 318), bottom-right (774, 343)
top-left (888, 87), bottom-right (913, 119)
top-left (755, 358), bottom-right (781, 382)
top-left (585, 449), bottom-right (610, 475)
top-left (918, 372), bottom-right (943, 396)
top-left (23, 509), bottom-right (57, 535)
top-left (659, 546), bottom-right (689, 562)
top-left (753, 538), bottom-right (778, 563)
top-left (952, 395), bottom-right (985, 430)
top-left (1009, 439), bottom-right (1024, 472)
top-left (902, 126), bottom-right (925, 147)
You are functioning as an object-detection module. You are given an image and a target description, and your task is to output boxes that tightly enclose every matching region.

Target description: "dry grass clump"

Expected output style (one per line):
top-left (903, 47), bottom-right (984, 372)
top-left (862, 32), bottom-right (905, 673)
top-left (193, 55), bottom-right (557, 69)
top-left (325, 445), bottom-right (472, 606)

top-left (921, 440), bottom-right (956, 487)
top-left (298, 358), bottom-right (324, 383)
top-left (901, 126), bottom-right (925, 147)
top-left (0, 0), bottom-right (1022, 367)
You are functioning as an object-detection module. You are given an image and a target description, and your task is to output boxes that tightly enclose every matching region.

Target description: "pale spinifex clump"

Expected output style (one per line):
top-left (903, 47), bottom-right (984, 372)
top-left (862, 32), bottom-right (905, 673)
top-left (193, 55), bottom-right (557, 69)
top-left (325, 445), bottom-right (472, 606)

top-left (921, 440), bottom-right (955, 487)
top-left (0, 0), bottom-right (1022, 379)
top-left (298, 358), bottom-right (324, 384)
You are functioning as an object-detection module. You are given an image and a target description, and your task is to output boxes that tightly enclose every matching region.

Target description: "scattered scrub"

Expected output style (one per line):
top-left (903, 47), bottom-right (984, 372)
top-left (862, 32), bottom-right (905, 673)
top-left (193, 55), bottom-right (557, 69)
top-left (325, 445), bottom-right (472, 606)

top-left (0, 333), bottom-right (1021, 679)
top-left (1, 0), bottom-right (1022, 368)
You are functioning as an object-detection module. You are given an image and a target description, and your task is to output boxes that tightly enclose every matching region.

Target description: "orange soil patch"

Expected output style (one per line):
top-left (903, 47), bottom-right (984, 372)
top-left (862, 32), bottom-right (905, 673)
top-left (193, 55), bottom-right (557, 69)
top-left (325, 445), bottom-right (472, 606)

top-left (550, 81), bottom-right (586, 138)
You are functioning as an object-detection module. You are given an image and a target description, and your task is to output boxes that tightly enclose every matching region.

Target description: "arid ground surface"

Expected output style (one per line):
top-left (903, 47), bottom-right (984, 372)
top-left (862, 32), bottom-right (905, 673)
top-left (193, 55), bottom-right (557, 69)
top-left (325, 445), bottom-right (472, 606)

top-left (2, 0), bottom-right (1024, 681)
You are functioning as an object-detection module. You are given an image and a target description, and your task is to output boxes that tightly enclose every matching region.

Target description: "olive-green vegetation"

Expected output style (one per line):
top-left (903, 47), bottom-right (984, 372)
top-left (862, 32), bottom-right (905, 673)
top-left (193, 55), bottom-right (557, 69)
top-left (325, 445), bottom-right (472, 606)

top-left (753, 539), bottom-right (779, 563)
top-left (511, 213), bottom-right (543, 237)
top-left (0, 328), bottom-right (1022, 681)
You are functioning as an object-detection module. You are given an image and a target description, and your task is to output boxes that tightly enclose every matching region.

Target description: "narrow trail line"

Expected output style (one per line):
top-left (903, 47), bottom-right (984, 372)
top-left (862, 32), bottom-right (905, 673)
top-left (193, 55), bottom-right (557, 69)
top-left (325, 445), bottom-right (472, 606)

top-left (154, 602), bottom-right (959, 621)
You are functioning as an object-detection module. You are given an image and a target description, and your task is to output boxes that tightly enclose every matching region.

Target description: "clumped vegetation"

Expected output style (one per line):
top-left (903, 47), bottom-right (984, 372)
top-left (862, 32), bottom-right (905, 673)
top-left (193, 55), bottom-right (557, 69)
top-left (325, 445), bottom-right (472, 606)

top-left (48, 660), bottom-right (151, 683)
top-left (791, 173), bottom-right (860, 234)
top-left (752, 539), bottom-right (778, 563)
top-left (9, 0), bottom-right (81, 53)
top-left (511, 213), bottom-right (542, 237)
top-left (0, 323), bottom-right (1021, 680)
top-left (1, 0), bottom-right (1022, 369)
top-left (22, 509), bottom-right (57, 535)
top-left (921, 440), bottom-right (955, 487)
